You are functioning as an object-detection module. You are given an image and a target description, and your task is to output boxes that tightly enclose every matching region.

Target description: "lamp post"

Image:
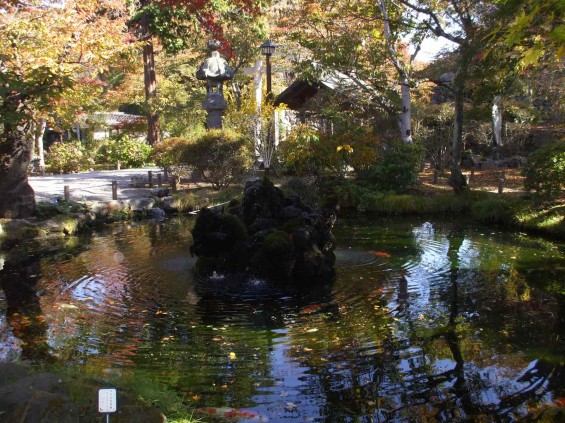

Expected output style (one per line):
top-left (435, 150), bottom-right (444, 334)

top-left (258, 41), bottom-right (277, 180)
top-left (260, 41), bottom-right (276, 99)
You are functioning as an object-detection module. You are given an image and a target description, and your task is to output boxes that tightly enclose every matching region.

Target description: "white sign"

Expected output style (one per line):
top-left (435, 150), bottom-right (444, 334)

top-left (98, 388), bottom-right (117, 413)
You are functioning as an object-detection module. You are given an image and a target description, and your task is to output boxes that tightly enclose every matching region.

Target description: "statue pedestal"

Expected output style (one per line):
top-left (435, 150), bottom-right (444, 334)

top-left (202, 92), bottom-right (227, 129)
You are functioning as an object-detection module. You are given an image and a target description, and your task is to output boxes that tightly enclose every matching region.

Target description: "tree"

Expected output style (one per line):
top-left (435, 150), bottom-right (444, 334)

top-left (487, 0), bottom-right (564, 67)
top-left (0, 0), bottom-right (130, 218)
top-left (127, 0), bottom-right (267, 145)
top-left (397, 0), bottom-right (504, 193)
top-left (283, 1), bottom-right (399, 128)
top-left (281, 0), bottom-right (430, 143)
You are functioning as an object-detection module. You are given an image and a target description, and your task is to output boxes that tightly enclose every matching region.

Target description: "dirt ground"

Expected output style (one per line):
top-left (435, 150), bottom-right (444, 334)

top-left (417, 166), bottom-right (527, 196)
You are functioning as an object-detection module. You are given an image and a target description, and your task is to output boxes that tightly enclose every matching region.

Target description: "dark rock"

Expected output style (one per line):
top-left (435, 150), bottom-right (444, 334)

top-left (0, 373), bottom-right (65, 410)
top-left (0, 362), bottom-right (29, 387)
top-left (1, 391), bottom-right (79, 423)
top-left (150, 207), bottom-right (166, 220)
top-left (191, 179), bottom-right (337, 282)
top-left (280, 205), bottom-right (304, 220)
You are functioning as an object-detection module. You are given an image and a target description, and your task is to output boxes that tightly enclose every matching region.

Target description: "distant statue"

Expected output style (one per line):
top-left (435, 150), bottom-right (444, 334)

top-left (196, 40), bottom-right (234, 129)
top-left (196, 40), bottom-right (234, 94)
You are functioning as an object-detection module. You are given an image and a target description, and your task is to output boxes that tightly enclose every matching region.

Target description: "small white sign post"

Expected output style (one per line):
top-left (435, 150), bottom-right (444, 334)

top-left (98, 388), bottom-right (117, 422)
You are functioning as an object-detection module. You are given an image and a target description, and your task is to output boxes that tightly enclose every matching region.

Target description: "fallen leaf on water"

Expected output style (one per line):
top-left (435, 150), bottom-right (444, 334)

top-left (301, 304), bottom-right (322, 314)
top-left (60, 304), bottom-right (78, 310)
top-left (229, 352), bottom-right (237, 360)
top-left (285, 402), bottom-right (298, 411)
top-left (196, 407), bottom-right (268, 422)
top-left (553, 397), bottom-right (565, 407)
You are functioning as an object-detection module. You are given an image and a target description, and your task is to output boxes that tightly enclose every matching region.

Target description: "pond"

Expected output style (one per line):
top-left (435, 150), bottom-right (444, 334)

top-left (1, 214), bottom-right (564, 422)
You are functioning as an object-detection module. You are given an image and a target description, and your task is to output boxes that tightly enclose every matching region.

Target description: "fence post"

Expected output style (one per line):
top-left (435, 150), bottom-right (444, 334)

top-left (116, 160), bottom-right (121, 170)
top-left (64, 185), bottom-right (70, 202)
top-left (433, 170), bottom-right (439, 184)
top-left (498, 170), bottom-right (505, 195)
top-left (112, 181), bottom-right (118, 200)
top-left (148, 171), bottom-right (153, 188)
top-left (157, 173), bottom-right (162, 187)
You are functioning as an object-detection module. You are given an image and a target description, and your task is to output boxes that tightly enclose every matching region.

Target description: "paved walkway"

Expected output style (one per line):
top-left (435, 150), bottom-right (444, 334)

top-left (28, 168), bottom-right (165, 203)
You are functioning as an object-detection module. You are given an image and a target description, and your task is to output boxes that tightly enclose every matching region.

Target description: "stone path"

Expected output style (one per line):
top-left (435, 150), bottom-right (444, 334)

top-left (28, 168), bottom-right (165, 203)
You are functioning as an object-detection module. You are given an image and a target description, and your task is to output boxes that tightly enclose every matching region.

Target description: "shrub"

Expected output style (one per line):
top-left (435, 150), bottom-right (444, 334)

top-left (278, 125), bottom-right (320, 176)
top-left (523, 140), bottom-right (565, 198)
top-left (278, 126), bottom-right (380, 177)
top-left (46, 141), bottom-right (91, 174)
top-left (150, 137), bottom-right (192, 178)
top-left (358, 140), bottom-right (425, 192)
top-left (282, 177), bottom-right (321, 207)
top-left (471, 198), bottom-right (517, 225)
top-left (332, 180), bottom-right (371, 209)
top-left (182, 129), bottom-right (253, 190)
top-left (103, 135), bottom-right (152, 168)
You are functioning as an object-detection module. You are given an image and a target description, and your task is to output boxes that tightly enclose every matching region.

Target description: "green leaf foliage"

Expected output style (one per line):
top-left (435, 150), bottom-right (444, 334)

top-left (101, 135), bottom-right (153, 168)
top-left (523, 139), bottom-right (565, 197)
top-left (46, 141), bottom-right (91, 174)
top-left (182, 129), bottom-right (253, 190)
top-left (358, 139), bottom-right (425, 192)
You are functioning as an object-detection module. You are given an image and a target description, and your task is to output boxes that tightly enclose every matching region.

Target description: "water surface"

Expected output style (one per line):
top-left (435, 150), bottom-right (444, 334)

top-left (1, 215), bottom-right (564, 422)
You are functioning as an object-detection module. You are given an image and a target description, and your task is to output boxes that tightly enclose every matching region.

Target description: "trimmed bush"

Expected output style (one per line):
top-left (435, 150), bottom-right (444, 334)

top-left (523, 140), bottom-right (565, 198)
top-left (46, 141), bottom-right (91, 174)
top-left (102, 135), bottom-right (152, 168)
top-left (278, 126), bottom-right (380, 177)
top-left (150, 137), bottom-right (192, 178)
top-left (182, 129), bottom-right (253, 190)
top-left (358, 140), bottom-right (425, 192)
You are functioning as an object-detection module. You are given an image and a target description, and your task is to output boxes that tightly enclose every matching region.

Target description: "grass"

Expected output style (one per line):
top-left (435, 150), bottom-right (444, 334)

top-left (49, 364), bottom-right (202, 423)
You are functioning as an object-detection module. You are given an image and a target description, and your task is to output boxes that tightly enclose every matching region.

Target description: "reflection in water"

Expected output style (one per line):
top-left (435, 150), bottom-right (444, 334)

top-left (0, 253), bottom-right (50, 361)
top-left (0, 216), bottom-right (564, 421)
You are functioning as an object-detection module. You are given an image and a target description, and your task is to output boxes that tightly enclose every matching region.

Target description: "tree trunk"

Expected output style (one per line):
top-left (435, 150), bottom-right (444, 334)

top-left (398, 76), bottom-right (413, 143)
top-left (448, 83), bottom-right (468, 194)
top-left (35, 118), bottom-right (46, 176)
top-left (143, 38), bottom-right (161, 146)
top-left (447, 48), bottom-right (471, 195)
top-left (379, 0), bottom-right (413, 143)
top-left (492, 95), bottom-right (503, 146)
top-left (0, 130), bottom-right (36, 218)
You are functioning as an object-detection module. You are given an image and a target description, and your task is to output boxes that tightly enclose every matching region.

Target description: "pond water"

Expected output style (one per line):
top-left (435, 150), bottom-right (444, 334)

top-left (1, 214), bottom-right (564, 422)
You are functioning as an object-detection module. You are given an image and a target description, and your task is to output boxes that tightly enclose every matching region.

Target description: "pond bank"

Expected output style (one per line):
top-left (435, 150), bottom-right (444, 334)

top-left (0, 362), bottom-right (166, 422)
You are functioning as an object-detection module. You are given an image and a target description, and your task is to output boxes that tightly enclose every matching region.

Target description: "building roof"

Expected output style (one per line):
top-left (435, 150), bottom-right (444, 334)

top-left (80, 112), bottom-right (145, 128)
top-left (274, 65), bottom-right (374, 110)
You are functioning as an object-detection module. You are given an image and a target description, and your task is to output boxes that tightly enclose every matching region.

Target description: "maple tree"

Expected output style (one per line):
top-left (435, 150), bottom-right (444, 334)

top-left (280, 0), bottom-right (432, 144)
top-left (0, 0), bottom-right (130, 217)
top-left (127, 0), bottom-right (268, 145)
top-left (487, 0), bottom-right (564, 67)
top-left (395, 0), bottom-right (507, 194)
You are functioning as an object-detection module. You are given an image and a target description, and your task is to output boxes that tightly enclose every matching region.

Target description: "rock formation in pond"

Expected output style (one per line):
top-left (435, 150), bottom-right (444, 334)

top-left (190, 179), bottom-right (337, 281)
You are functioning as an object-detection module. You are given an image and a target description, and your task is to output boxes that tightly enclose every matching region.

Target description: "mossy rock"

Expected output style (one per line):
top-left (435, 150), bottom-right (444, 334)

top-left (263, 230), bottom-right (294, 257)
top-left (44, 215), bottom-right (82, 235)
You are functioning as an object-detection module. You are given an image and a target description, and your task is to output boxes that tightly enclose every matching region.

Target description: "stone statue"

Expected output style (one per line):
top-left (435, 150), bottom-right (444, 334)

top-left (196, 40), bottom-right (234, 129)
top-left (196, 40), bottom-right (234, 93)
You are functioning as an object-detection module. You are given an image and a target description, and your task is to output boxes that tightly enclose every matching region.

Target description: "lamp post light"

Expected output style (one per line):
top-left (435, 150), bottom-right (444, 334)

top-left (260, 40), bottom-right (276, 99)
